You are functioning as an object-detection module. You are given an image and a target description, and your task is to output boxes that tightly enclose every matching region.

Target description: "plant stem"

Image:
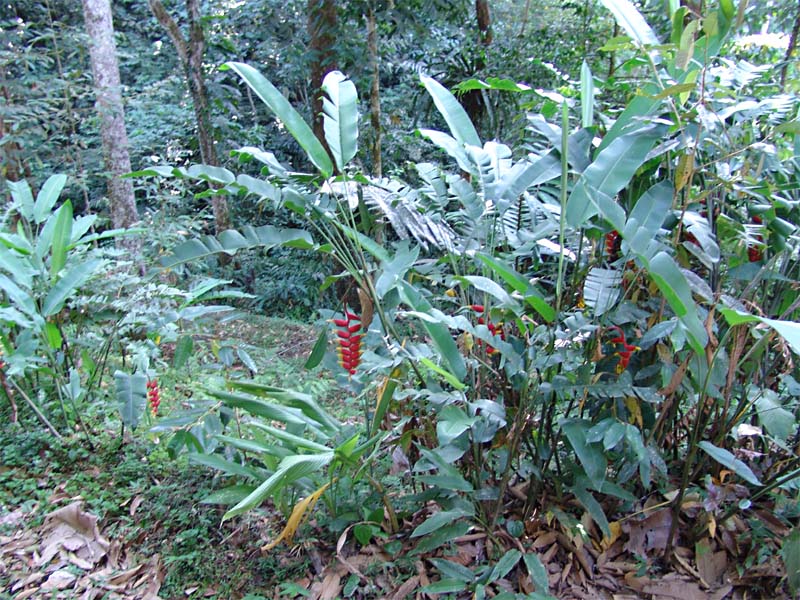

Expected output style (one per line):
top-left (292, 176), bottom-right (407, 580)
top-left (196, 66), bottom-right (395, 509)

top-left (555, 101), bottom-right (569, 315)
top-left (8, 377), bottom-right (62, 438)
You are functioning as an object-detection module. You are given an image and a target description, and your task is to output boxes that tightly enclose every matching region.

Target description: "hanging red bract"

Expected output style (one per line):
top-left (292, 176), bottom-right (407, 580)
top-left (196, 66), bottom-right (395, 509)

top-left (334, 308), bottom-right (362, 375)
top-left (146, 379), bottom-right (160, 416)
top-left (470, 304), bottom-right (504, 355)
top-left (607, 325), bottom-right (639, 374)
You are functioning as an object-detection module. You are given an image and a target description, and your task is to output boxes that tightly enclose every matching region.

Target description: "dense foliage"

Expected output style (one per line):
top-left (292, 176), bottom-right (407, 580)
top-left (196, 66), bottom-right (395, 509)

top-left (2, 0), bottom-right (800, 598)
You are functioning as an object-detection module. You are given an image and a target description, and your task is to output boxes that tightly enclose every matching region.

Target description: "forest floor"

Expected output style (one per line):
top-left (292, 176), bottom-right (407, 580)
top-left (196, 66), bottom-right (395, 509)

top-left (0, 317), bottom-right (791, 599)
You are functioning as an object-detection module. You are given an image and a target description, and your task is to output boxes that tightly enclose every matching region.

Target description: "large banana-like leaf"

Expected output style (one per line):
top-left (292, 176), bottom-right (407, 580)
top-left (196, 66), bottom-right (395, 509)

top-left (34, 174), bottom-right (67, 224)
top-left (223, 62), bottom-right (333, 178)
top-left (7, 179), bottom-right (35, 222)
top-left (418, 129), bottom-right (475, 175)
top-left (160, 225), bottom-right (315, 268)
top-left (321, 71), bottom-right (358, 172)
top-left (420, 74), bottom-right (481, 148)
top-left (565, 126), bottom-right (663, 228)
top-left (42, 258), bottom-right (101, 317)
top-left (114, 371), bottom-right (147, 431)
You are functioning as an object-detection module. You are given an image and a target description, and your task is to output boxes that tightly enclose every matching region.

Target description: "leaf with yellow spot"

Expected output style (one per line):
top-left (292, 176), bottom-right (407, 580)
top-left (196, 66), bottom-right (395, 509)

top-left (262, 481), bottom-right (331, 552)
top-left (624, 396), bottom-right (643, 428)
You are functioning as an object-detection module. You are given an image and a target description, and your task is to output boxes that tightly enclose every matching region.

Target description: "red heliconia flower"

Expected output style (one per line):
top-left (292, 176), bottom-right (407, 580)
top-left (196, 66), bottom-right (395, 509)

top-left (334, 308), bottom-right (361, 375)
top-left (749, 215), bottom-right (764, 262)
top-left (470, 305), bottom-right (504, 355)
top-left (147, 379), bottom-right (160, 417)
top-left (606, 326), bottom-right (639, 374)
top-left (605, 231), bottom-right (621, 261)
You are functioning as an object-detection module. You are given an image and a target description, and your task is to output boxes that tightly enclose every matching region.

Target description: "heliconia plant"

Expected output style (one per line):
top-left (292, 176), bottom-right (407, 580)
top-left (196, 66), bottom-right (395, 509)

top-left (147, 379), bottom-right (161, 417)
top-left (333, 308), bottom-right (362, 375)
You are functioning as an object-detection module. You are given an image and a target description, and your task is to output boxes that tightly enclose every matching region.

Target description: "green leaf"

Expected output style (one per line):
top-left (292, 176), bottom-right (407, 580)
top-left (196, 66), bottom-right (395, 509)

top-left (420, 580), bottom-right (469, 594)
top-left (114, 371), bottom-right (147, 430)
top-left (474, 253), bottom-right (555, 321)
top-left (190, 454), bottom-right (263, 480)
top-left (419, 357), bottom-right (466, 391)
top-left (781, 527), bottom-right (800, 595)
top-left (720, 308), bottom-right (800, 358)
top-left (418, 129), bottom-right (475, 175)
top-left (225, 380), bottom-right (340, 430)
top-left (566, 126), bottom-right (662, 228)
top-left (412, 509), bottom-right (472, 538)
top-left (487, 549), bottom-right (521, 584)
top-left (648, 252), bottom-right (707, 356)
top-left (428, 558), bottom-right (476, 583)
top-left (223, 62), bottom-right (333, 177)
top-left (304, 326), bottom-right (329, 370)
top-left (399, 281), bottom-right (466, 382)
top-left (321, 71), bottom-right (359, 172)
top-left (210, 389), bottom-right (319, 429)
top-left (580, 61), bottom-right (594, 128)
top-left (583, 268), bottom-right (622, 317)
top-left (253, 423), bottom-right (331, 453)
top-left (44, 322), bottom-right (62, 349)
top-left (8, 179), bottom-right (35, 221)
top-left (161, 225), bottom-right (314, 268)
top-left (600, 0), bottom-right (660, 49)
top-left (626, 181), bottom-right (673, 240)
top-left (572, 485), bottom-right (611, 537)
top-left (412, 521), bottom-right (472, 554)
top-left (34, 174), bottom-right (67, 224)
top-left (436, 405), bottom-right (477, 445)
top-left (755, 390), bottom-right (795, 442)
top-left (420, 75), bottom-right (481, 148)
top-left (456, 275), bottom-right (520, 311)
top-left (200, 485), bottom-right (257, 505)
top-left (561, 419), bottom-right (607, 487)
top-left (173, 335), bottom-right (194, 370)
top-left (0, 246), bottom-right (36, 290)
top-left (597, 89), bottom-right (661, 153)
top-left (376, 242), bottom-right (419, 299)
top-left (523, 553), bottom-right (550, 594)
top-left (186, 164), bottom-right (235, 185)
top-left (698, 441), bottom-right (762, 486)
top-left (223, 452), bottom-right (334, 520)
top-left (42, 258), bottom-right (101, 317)
top-left (49, 200), bottom-right (73, 278)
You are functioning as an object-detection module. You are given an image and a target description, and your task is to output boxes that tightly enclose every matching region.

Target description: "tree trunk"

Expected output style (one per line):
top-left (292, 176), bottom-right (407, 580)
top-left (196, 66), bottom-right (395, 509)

top-left (463, 0), bottom-right (492, 133)
top-left (81, 0), bottom-right (141, 253)
top-left (475, 0), bottom-right (492, 45)
top-left (308, 0), bottom-right (337, 154)
top-left (367, 4), bottom-right (381, 178)
top-left (148, 0), bottom-right (230, 234)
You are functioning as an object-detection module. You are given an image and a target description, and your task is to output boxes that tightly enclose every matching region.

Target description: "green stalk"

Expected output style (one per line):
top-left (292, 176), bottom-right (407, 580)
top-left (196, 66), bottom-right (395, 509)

top-left (555, 101), bottom-right (569, 315)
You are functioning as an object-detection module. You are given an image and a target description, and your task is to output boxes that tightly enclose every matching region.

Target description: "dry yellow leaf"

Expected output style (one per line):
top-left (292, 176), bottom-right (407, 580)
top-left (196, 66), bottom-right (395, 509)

top-left (262, 482), bottom-right (331, 552)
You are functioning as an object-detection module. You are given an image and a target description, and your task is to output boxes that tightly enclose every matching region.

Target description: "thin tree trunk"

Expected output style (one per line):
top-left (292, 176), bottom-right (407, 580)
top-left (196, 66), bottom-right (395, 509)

top-left (519, 0), bottom-right (532, 37)
top-left (148, 0), bottom-right (230, 234)
top-left (781, 0), bottom-right (800, 90)
top-left (308, 0), bottom-right (337, 155)
top-left (367, 4), bottom-right (381, 178)
top-left (463, 0), bottom-right (492, 132)
top-left (81, 0), bottom-right (141, 253)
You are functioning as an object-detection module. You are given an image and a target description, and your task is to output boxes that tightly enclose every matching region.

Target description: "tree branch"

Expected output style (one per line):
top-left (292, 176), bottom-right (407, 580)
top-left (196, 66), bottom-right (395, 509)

top-left (148, 0), bottom-right (188, 66)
